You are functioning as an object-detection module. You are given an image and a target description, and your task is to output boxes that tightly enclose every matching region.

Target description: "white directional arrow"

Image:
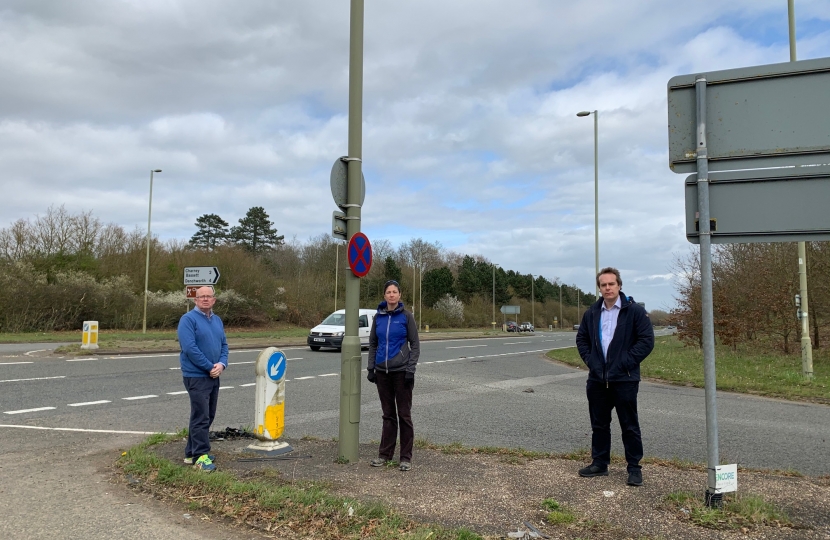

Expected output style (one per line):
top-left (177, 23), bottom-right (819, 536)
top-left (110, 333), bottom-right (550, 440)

top-left (270, 357), bottom-right (284, 378)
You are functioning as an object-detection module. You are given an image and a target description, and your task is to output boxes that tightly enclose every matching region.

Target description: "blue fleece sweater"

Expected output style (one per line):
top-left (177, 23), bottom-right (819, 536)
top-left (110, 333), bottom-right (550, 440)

top-left (178, 308), bottom-right (229, 377)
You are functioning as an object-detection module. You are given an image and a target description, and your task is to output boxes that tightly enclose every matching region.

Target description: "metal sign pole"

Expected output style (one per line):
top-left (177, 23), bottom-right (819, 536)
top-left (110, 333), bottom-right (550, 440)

top-left (695, 76), bottom-right (721, 507)
top-left (337, 0), bottom-right (364, 463)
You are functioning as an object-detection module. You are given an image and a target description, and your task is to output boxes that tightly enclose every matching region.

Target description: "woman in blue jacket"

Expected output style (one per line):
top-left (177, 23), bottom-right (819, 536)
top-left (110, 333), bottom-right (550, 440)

top-left (366, 280), bottom-right (420, 471)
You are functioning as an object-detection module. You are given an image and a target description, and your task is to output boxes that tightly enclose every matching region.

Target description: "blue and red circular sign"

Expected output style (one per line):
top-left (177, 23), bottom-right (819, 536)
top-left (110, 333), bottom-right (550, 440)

top-left (347, 232), bottom-right (373, 278)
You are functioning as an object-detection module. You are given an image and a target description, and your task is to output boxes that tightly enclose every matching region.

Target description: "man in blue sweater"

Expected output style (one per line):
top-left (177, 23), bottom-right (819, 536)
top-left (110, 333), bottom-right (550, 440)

top-left (575, 268), bottom-right (654, 487)
top-left (178, 286), bottom-right (228, 472)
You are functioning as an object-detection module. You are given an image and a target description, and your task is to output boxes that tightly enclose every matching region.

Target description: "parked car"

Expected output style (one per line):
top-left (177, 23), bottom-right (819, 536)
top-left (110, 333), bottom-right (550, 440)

top-left (519, 322), bottom-right (535, 332)
top-left (573, 324), bottom-right (580, 331)
top-left (506, 321), bottom-right (520, 332)
top-left (308, 309), bottom-right (375, 351)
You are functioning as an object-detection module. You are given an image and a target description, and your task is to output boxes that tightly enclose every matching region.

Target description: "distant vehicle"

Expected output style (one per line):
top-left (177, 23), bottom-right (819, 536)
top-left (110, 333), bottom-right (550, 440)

top-left (519, 322), bottom-right (535, 332)
top-left (506, 321), bottom-right (520, 332)
top-left (308, 308), bottom-right (375, 351)
top-left (573, 324), bottom-right (580, 331)
top-left (666, 325), bottom-right (676, 332)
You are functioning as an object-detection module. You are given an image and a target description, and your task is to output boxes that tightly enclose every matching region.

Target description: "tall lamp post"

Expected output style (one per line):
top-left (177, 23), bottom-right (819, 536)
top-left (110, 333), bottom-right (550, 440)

top-left (530, 274), bottom-right (537, 330)
top-left (142, 169), bottom-right (162, 334)
top-left (492, 263), bottom-right (500, 330)
top-left (559, 283), bottom-right (563, 329)
top-left (577, 110), bottom-right (599, 296)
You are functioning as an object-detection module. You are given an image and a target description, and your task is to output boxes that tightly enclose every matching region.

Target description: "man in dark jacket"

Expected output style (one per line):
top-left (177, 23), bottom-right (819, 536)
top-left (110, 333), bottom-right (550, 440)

top-left (575, 267), bottom-right (654, 486)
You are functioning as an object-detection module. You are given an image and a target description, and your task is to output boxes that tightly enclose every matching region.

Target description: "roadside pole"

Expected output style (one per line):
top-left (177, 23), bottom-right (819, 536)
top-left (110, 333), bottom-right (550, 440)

top-left (338, 0), bottom-right (364, 463)
top-left (694, 76), bottom-right (721, 507)
top-left (789, 0), bottom-right (814, 378)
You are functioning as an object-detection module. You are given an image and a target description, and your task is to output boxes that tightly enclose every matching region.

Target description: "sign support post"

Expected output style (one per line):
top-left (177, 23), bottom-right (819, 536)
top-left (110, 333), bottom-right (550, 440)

top-left (338, 0), bottom-right (364, 463)
top-left (694, 76), bottom-right (721, 508)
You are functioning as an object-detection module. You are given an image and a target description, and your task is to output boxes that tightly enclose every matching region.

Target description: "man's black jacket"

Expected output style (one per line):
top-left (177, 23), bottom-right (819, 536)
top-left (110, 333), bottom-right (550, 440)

top-left (575, 292), bottom-right (654, 383)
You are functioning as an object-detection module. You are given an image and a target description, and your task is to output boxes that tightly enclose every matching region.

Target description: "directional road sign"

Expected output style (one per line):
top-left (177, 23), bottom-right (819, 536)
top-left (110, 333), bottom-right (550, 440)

top-left (668, 56), bottom-right (830, 173)
top-left (347, 232), bottom-right (372, 278)
top-left (684, 166), bottom-right (830, 244)
top-left (266, 351), bottom-right (287, 382)
top-left (184, 266), bottom-right (220, 285)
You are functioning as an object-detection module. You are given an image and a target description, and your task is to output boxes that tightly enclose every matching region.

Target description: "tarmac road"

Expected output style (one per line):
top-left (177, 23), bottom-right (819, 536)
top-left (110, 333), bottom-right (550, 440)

top-left (1, 330), bottom-right (828, 475)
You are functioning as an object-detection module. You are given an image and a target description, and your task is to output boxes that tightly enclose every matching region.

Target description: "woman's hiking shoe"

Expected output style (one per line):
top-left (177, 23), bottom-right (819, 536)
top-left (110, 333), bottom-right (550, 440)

top-left (370, 458), bottom-right (386, 467)
top-left (399, 461), bottom-right (411, 472)
top-left (193, 454), bottom-right (216, 472)
top-left (184, 454), bottom-right (214, 465)
top-left (578, 464), bottom-right (608, 477)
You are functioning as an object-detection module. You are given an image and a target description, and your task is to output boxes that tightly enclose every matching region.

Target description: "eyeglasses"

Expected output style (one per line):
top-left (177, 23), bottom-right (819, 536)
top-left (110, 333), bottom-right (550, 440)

top-left (195, 295), bottom-right (215, 300)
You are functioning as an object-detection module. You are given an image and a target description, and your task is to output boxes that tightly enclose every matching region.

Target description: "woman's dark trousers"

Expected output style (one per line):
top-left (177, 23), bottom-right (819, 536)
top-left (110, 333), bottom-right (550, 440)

top-left (375, 370), bottom-right (414, 462)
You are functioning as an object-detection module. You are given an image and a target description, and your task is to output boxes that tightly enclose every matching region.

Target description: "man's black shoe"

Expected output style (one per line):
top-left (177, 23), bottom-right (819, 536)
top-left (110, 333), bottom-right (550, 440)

top-left (578, 464), bottom-right (608, 477)
top-left (627, 470), bottom-right (643, 486)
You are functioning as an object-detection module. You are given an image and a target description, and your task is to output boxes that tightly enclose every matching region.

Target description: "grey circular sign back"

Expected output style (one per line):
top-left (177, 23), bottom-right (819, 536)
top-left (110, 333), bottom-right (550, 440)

top-left (330, 157), bottom-right (366, 209)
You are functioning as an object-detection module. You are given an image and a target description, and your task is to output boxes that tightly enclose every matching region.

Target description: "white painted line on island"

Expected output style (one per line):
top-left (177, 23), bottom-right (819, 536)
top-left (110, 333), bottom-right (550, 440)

top-left (293, 376), bottom-right (315, 380)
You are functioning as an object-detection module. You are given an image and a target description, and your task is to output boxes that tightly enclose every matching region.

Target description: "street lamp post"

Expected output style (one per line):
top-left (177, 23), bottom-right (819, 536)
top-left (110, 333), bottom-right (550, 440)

top-left (142, 169), bottom-right (162, 334)
top-left (530, 274), bottom-right (537, 330)
top-left (577, 110), bottom-right (599, 296)
top-left (492, 263), bottom-right (500, 330)
top-left (559, 283), bottom-right (563, 329)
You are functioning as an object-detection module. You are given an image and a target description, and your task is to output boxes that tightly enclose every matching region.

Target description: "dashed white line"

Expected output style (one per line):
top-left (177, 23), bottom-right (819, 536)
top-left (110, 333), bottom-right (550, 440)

top-left (0, 361), bottom-right (34, 366)
top-left (446, 344), bottom-right (487, 349)
top-left (4, 407), bottom-right (56, 415)
top-left (219, 386), bottom-right (234, 390)
top-left (293, 376), bottom-right (315, 380)
top-left (166, 391), bottom-right (188, 395)
top-left (503, 342), bottom-right (527, 345)
top-left (319, 373), bottom-right (338, 377)
top-left (68, 400), bottom-right (111, 407)
top-left (239, 383), bottom-right (256, 387)
top-left (0, 424), bottom-right (175, 435)
top-left (0, 376), bottom-right (66, 383)
top-left (66, 358), bottom-right (101, 362)
top-left (122, 395), bottom-right (157, 401)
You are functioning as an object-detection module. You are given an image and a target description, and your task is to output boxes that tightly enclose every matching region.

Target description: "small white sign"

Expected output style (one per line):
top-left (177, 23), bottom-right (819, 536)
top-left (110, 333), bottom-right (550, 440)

top-left (183, 266), bottom-right (220, 285)
top-left (714, 464), bottom-right (738, 493)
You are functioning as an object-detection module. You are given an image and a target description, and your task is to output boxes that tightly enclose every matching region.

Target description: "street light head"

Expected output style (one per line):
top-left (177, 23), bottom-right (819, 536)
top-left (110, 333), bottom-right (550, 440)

top-left (152, 169), bottom-right (162, 173)
top-left (577, 111), bottom-right (592, 117)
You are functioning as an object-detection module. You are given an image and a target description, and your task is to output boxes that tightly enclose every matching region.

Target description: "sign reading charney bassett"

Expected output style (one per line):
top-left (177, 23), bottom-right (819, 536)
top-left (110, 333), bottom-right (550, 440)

top-left (184, 266), bottom-right (221, 285)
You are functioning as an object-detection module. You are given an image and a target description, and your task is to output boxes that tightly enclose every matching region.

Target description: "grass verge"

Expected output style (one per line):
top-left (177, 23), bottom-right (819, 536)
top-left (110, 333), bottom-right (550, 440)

top-left (119, 433), bottom-right (484, 539)
top-left (665, 491), bottom-right (794, 531)
top-left (547, 335), bottom-right (830, 404)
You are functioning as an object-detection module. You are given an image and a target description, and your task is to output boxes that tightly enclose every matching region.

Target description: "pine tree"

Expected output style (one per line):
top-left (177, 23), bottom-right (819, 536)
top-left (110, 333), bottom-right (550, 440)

top-left (188, 214), bottom-right (229, 250)
top-left (229, 207), bottom-right (284, 254)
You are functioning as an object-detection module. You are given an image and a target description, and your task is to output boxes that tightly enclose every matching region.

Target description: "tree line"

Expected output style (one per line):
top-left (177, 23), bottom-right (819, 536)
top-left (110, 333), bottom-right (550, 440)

top-left (0, 206), bottom-right (597, 332)
top-left (670, 242), bottom-right (830, 353)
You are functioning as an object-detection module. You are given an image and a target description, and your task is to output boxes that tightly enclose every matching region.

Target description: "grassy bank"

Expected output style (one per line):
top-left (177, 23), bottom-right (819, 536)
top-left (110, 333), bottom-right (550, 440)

top-left (547, 336), bottom-right (830, 404)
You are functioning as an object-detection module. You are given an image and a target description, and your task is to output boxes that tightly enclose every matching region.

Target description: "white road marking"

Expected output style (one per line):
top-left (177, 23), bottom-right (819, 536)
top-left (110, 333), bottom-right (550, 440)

top-left (167, 391), bottom-right (188, 395)
top-left (422, 361), bottom-right (433, 364)
top-left (231, 361), bottom-right (254, 365)
top-left (68, 400), bottom-right (111, 407)
top-left (122, 395), bottom-right (158, 401)
top-left (24, 349), bottom-right (48, 356)
top-left (4, 407), bottom-right (56, 415)
top-left (319, 373), bottom-right (338, 377)
top-left (0, 361), bottom-right (34, 365)
top-left (219, 386), bottom-right (233, 390)
top-left (503, 342), bottom-right (527, 345)
top-left (169, 367), bottom-right (180, 370)
top-left (293, 376), bottom-right (314, 380)
top-left (0, 375), bottom-right (66, 383)
top-left (0, 424), bottom-right (176, 435)
top-left (446, 344), bottom-right (487, 349)
top-left (66, 358), bottom-right (101, 362)
top-left (239, 383), bottom-right (256, 387)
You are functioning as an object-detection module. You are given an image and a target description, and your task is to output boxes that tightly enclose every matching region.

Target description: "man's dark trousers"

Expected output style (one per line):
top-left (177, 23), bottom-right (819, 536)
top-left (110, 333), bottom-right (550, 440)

top-left (586, 379), bottom-right (643, 472)
top-left (184, 376), bottom-right (220, 458)
top-left (375, 371), bottom-right (414, 462)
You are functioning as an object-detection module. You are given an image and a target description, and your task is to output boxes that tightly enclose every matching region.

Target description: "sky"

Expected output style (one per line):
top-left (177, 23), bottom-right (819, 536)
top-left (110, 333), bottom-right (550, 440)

top-left (1, 1), bottom-right (828, 311)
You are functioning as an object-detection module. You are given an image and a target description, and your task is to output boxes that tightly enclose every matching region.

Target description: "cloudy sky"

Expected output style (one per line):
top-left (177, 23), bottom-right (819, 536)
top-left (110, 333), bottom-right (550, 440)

top-left (1, 1), bottom-right (828, 310)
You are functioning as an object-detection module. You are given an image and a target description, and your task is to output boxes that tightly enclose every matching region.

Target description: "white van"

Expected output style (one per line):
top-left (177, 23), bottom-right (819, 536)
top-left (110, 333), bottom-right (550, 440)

top-left (307, 309), bottom-right (376, 351)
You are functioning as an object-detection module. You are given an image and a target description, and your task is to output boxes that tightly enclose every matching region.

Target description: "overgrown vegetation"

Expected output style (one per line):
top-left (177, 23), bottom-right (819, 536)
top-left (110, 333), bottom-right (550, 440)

top-left (548, 335), bottom-right (830, 403)
top-left (541, 499), bottom-right (576, 525)
top-left (119, 433), bottom-right (483, 539)
top-left (665, 491), bottom-right (793, 530)
top-left (0, 205), bottom-right (595, 332)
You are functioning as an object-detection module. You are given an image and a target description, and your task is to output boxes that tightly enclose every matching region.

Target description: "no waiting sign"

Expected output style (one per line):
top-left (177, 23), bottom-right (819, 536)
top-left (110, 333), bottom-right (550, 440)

top-left (347, 233), bottom-right (372, 278)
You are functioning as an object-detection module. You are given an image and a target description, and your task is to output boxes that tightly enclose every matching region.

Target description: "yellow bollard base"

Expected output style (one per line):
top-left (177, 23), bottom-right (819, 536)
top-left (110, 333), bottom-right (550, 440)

top-left (244, 440), bottom-right (293, 456)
